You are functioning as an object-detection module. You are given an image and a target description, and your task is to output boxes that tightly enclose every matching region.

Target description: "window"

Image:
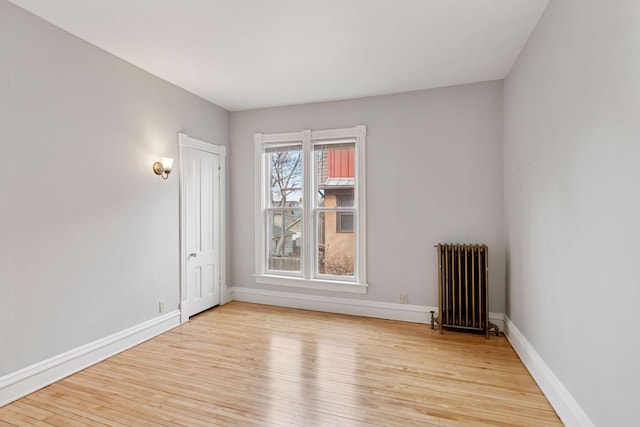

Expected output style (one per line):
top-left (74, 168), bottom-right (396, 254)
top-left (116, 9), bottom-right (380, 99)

top-left (254, 126), bottom-right (367, 293)
top-left (336, 194), bottom-right (354, 233)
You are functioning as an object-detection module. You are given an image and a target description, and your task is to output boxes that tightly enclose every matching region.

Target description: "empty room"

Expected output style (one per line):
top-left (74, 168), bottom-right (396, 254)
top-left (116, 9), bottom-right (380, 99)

top-left (1, 0), bottom-right (637, 426)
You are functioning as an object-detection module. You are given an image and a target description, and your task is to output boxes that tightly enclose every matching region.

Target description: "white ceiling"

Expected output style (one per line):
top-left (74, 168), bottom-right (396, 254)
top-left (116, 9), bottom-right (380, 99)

top-left (9, 0), bottom-right (548, 111)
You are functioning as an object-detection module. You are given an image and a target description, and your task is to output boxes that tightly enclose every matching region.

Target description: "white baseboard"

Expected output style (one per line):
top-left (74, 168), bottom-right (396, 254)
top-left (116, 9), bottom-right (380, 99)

top-left (0, 310), bottom-right (181, 407)
top-left (503, 316), bottom-right (594, 427)
top-left (229, 286), bottom-right (505, 330)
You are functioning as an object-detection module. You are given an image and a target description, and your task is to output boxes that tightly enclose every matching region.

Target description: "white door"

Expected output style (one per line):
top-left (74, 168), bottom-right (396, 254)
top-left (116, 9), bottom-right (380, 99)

top-left (179, 134), bottom-right (225, 320)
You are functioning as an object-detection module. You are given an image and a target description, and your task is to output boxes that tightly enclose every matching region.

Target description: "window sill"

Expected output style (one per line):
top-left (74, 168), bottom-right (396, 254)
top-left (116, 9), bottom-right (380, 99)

top-left (254, 274), bottom-right (368, 294)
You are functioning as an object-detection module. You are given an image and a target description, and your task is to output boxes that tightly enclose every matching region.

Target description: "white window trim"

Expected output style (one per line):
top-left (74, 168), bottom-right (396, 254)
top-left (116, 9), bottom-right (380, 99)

top-left (254, 125), bottom-right (367, 293)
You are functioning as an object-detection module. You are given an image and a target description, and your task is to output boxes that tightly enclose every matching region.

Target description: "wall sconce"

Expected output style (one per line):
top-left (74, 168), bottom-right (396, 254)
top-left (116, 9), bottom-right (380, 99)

top-left (153, 157), bottom-right (174, 180)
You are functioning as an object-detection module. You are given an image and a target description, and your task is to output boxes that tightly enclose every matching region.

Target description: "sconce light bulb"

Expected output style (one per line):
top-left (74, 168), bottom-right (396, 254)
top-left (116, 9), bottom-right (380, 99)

top-left (161, 157), bottom-right (174, 173)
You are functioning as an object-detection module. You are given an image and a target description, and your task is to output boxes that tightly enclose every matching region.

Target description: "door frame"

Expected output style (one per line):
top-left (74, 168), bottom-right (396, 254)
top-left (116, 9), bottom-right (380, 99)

top-left (178, 132), bottom-right (227, 323)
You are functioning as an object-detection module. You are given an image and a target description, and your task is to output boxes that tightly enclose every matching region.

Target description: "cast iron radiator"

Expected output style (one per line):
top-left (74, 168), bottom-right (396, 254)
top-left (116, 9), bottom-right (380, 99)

top-left (430, 244), bottom-right (499, 338)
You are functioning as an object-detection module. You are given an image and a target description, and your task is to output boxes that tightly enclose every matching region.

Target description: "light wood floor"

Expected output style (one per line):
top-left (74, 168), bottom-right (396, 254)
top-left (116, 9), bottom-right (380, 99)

top-left (0, 302), bottom-right (562, 426)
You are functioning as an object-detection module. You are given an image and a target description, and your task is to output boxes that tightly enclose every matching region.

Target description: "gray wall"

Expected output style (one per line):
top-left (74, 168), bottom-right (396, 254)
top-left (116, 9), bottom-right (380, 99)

top-left (504, 0), bottom-right (640, 425)
top-left (230, 81), bottom-right (505, 311)
top-left (0, 1), bottom-right (229, 376)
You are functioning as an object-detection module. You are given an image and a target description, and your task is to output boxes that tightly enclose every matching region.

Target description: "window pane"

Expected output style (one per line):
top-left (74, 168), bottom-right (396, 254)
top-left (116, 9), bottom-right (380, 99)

top-left (336, 192), bottom-right (355, 233)
top-left (317, 211), bottom-right (355, 277)
top-left (268, 210), bottom-right (302, 273)
top-left (314, 143), bottom-right (355, 208)
top-left (337, 212), bottom-right (354, 233)
top-left (268, 147), bottom-right (302, 208)
top-left (336, 193), bottom-right (354, 207)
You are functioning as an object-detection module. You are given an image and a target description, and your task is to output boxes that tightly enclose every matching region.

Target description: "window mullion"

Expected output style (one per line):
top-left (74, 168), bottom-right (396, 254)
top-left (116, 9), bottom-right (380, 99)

top-left (302, 129), bottom-right (313, 280)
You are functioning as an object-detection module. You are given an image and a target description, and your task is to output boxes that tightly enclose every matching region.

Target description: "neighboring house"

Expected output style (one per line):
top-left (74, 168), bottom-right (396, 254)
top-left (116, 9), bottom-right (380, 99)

top-left (317, 149), bottom-right (355, 276)
top-left (270, 223), bottom-right (295, 256)
top-left (286, 218), bottom-right (302, 254)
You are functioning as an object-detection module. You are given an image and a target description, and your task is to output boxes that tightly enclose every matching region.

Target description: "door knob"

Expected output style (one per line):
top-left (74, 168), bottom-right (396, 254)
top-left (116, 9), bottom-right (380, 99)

top-left (188, 252), bottom-right (197, 259)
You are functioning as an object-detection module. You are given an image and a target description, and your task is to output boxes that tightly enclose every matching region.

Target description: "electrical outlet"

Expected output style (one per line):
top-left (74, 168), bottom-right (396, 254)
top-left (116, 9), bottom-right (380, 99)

top-left (159, 300), bottom-right (166, 313)
top-left (398, 293), bottom-right (409, 304)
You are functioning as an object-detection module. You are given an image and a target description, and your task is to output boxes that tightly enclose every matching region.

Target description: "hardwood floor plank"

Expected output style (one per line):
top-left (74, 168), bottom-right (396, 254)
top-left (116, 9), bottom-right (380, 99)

top-left (0, 302), bottom-right (562, 426)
